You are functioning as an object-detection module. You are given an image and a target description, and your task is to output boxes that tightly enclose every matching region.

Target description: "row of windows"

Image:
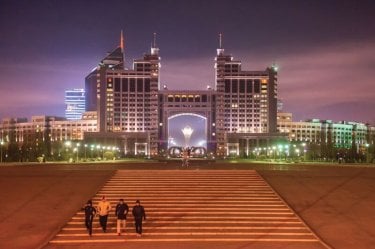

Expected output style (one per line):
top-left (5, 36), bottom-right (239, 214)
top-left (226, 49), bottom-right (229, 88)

top-left (224, 79), bottom-right (262, 93)
top-left (224, 114), bottom-right (260, 118)
top-left (114, 93), bottom-right (152, 97)
top-left (224, 109), bottom-right (261, 113)
top-left (113, 124), bottom-right (151, 128)
top-left (165, 104), bottom-right (210, 108)
top-left (224, 99), bottom-right (263, 104)
top-left (224, 104), bottom-right (261, 108)
top-left (166, 94), bottom-right (210, 103)
top-left (113, 110), bottom-right (151, 114)
top-left (116, 127), bottom-right (149, 131)
top-left (111, 78), bottom-right (152, 93)
top-left (224, 64), bottom-right (240, 73)
top-left (224, 121), bottom-right (260, 126)
top-left (113, 98), bottom-right (151, 102)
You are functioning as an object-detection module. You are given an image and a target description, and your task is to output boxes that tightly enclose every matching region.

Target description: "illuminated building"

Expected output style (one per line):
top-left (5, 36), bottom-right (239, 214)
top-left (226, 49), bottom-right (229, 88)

top-left (277, 112), bottom-right (370, 158)
top-left (0, 113), bottom-right (97, 161)
top-left (214, 34), bottom-right (282, 156)
top-left (277, 112), bottom-right (321, 143)
top-left (65, 88), bottom-right (85, 120)
top-left (85, 32), bottom-right (159, 156)
top-left (84, 33), bottom-right (285, 157)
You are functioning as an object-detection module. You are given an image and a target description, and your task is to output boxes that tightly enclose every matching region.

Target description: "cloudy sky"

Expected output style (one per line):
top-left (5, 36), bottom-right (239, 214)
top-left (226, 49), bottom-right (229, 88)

top-left (0, 0), bottom-right (374, 123)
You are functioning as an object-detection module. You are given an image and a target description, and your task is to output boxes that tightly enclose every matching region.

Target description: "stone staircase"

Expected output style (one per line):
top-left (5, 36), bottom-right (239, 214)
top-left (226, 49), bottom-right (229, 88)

top-left (49, 170), bottom-right (328, 248)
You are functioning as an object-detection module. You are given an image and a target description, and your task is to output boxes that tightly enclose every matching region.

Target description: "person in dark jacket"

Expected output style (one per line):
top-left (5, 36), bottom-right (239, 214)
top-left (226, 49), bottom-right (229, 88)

top-left (84, 200), bottom-right (96, 236)
top-left (115, 198), bottom-right (129, 236)
top-left (132, 200), bottom-right (146, 237)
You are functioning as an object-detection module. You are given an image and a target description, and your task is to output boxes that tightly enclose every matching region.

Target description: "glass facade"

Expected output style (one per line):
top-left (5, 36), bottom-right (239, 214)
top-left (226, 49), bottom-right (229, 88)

top-left (65, 89), bottom-right (85, 120)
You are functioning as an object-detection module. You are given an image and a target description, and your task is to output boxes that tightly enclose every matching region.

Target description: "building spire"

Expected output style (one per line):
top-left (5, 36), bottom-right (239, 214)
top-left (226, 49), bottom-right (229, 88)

top-left (120, 30), bottom-right (124, 52)
top-left (152, 32), bottom-right (157, 48)
top-left (217, 33), bottom-right (225, 56)
top-left (219, 33), bottom-right (223, 49)
top-left (151, 32), bottom-right (159, 55)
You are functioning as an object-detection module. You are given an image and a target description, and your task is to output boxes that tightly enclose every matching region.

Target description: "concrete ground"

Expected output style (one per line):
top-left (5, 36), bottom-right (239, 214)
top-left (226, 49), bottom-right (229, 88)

top-left (0, 162), bottom-right (374, 249)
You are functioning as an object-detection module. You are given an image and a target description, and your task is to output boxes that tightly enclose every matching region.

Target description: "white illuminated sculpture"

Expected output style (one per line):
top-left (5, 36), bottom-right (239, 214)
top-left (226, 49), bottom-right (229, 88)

top-left (181, 126), bottom-right (194, 147)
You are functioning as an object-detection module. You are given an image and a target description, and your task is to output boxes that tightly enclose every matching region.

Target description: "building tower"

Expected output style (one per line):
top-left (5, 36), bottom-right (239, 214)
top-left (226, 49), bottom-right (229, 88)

top-left (85, 32), bottom-right (161, 156)
top-left (214, 34), bottom-right (279, 157)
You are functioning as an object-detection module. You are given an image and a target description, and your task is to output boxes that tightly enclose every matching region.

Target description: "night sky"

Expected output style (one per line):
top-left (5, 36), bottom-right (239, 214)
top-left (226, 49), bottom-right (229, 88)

top-left (0, 0), bottom-right (374, 123)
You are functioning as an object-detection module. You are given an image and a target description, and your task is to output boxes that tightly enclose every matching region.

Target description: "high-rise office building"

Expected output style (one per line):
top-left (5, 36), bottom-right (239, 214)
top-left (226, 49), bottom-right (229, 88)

top-left (214, 34), bottom-right (280, 156)
top-left (85, 32), bottom-right (160, 155)
top-left (65, 88), bottom-right (85, 120)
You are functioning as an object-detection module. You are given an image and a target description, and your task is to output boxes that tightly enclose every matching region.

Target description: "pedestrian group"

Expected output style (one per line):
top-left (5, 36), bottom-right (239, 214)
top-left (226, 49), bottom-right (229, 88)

top-left (83, 196), bottom-right (146, 237)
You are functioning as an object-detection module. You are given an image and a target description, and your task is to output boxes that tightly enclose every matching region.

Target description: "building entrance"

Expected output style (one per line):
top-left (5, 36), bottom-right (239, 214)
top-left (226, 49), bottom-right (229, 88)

top-left (168, 113), bottom-right (207, 149)
top-left (159, 90), bottom-right (216, 156)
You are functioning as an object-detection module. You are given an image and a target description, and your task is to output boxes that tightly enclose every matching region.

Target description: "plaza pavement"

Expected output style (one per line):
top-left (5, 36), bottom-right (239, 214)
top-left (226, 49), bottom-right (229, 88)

top-left (0, 161), bottom-right (374, 249)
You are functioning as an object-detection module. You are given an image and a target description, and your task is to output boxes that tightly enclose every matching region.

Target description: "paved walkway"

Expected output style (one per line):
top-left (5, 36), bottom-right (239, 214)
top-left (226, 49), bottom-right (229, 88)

top-left (49, 170), bottom-right (329, 248)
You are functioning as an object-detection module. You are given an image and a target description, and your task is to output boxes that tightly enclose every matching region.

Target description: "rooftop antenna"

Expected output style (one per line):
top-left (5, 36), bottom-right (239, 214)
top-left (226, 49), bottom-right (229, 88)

top-left (120, 30), bottom-right (124, 52)
top-left (153, 32), bottom-right (157, 48)
top-left (151, 32), bottom-right (159, 55)
top-left (120, 30), bottom-right (125, 69)
top-left (217, 33), bottom-right (225, 56)
top-left (219, 33), bottom-right (223, 49)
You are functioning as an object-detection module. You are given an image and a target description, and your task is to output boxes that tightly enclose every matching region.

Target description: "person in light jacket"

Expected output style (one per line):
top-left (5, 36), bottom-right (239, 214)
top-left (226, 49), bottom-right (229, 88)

top-left (132, 200), bottom-right (146, 237)
top-left (97, 196), bottom-right (112, 232)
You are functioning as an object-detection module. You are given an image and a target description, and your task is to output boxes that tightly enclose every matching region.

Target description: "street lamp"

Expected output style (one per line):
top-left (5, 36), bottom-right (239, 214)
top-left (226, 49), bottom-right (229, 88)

top-left (75, 143), bottom-right (80, 162)
top-left (295, 148), bottom-right (300, 157)
top-left (102, 146), bottom-right (106, 160)
top-left (277, 145), bottom-right (283, 160)
top-left (84, 144), bottom-right (88, 161)
top-left (90, 144), bottom-right (95, 159)
top-left (284, 144), bottom-right (290, 159)
top-left (272, 146), bottom-right (276, 159)
top-left (365, 143), bottom-right (370, 162)
top-left (64, 141), bottom-right (72, 162)
top-left (301, 143), bottom-right (307, 161)
top-left (0, 140), bottom-right (3, 163)
top-left (65, 141), bottom-right (71, 147)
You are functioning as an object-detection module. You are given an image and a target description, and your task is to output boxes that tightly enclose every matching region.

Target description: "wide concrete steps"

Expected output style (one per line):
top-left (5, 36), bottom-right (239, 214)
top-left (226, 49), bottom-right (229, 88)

top-left (49, 170), bottom-right (328, 248)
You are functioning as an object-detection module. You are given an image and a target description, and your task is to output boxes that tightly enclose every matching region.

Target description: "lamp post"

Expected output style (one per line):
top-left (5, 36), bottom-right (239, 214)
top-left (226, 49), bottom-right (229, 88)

top-left (277, 145), bottom-right (283, 160)
top-left (284, 144), bottom-right (289, 160)
top-left (0, 140), bottom-right (3, 163)
top-left (302, 143), bottom-right (307, 161)
top-left (96, 145), bottom-right (101, 160)
top-left (102, 146), bottom-right (106, 160)
top-left (73, 148), bottom-right (77, 162)
top-left (272, 146), bottom-right (276, 159)
top-left (65, 141), bottom-right (71, 162)
top-left (365, 143), bottom-right (370, 163)
top-left (75, 143), bottom-right (80, 162)
top-left (295, 148), bottom-right (300, 158)
top-left (84, 144), bottom-right (87, 161)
